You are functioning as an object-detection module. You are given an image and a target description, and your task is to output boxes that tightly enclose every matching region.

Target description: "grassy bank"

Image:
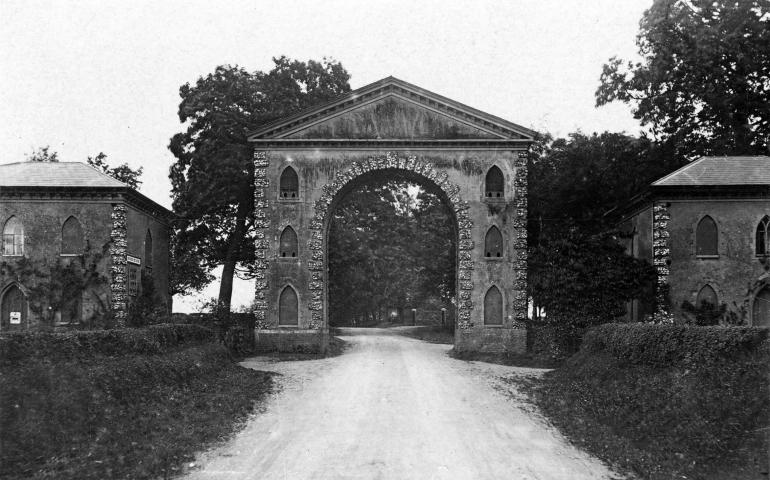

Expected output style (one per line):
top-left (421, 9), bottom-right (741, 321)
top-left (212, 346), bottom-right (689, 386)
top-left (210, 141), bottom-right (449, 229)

top-left (393, 325), bottom-right (455, 344)
top-left (452, 350), bottom-right (560, 369)
top-left (0, 343), bottom-right (274, 479)
top-left (521, 325), bottom-right (769, 479)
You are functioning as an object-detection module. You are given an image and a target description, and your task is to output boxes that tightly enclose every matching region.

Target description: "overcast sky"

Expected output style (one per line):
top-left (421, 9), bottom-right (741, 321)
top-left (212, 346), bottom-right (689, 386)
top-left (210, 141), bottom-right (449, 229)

top-left (0, 0), bottom-right (652, 312)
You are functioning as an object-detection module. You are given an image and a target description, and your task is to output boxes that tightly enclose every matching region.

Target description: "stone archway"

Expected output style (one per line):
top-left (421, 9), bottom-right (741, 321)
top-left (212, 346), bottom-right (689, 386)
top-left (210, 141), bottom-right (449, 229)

top-left (249, 77), bottom-right (535, 353)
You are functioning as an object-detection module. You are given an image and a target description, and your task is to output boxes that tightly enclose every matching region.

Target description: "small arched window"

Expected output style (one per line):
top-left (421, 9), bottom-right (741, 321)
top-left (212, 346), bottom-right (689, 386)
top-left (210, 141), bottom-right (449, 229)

top-left (145, 229), bottom-right (153, 268)
top-left (696, 284), bottom-right (717, 307)
top-left (3, 217), bottom-right (24, 256)
top-left (756, 216), bottom-right (770, 256)
top-left (61, 216), bottom-right (84, 255)
top-left (484, 286), bottom-right (503, 325)
top-left (696, 216), bottom-right (718, 256)
top-left (753, 286), bottom-right (770, 327)
top-left (280, 167), bottom-right (299, 198)
top-left (279, 286), bottom-right (299, 326)
top-left (485, 166), bottom-right (504, 198)
top-left (485, 226), bottom-right (503, 258)
top-left (280, 226), bottom-right (298, 258)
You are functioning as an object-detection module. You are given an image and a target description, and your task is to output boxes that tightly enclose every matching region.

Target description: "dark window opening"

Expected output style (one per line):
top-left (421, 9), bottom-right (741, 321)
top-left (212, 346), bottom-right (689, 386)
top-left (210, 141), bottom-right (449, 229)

top-left (485, 166), bottom-right (504, 198)
top-left (61, 216), bottom-right (84, 255)
top-left (279, 286), bottom-right (299, 326)
top-left (696, 284), bottom-right (717, 307)
top-left (485, 226), bottom-right (503, 258)
top-left (3, 216), bottom-right (24, 256)
top-left (1, 285), bottom-right (26, 330)
top-left (696, 216), bottom-right (718, 256)
top-left (757, 216), bottom-right (770, 256)
top-left (753, 286), bottom-right (770, 326)
top-left (280, 167), bottom-right (299, 198)
top-left (280, 226), bottom-right (298, 258)
top-left (128, 266), bottom-right (140, 296)
top-left (145, 229), bottom-right (153, 268)
top-left (484, 286), bottom-right (503, 325)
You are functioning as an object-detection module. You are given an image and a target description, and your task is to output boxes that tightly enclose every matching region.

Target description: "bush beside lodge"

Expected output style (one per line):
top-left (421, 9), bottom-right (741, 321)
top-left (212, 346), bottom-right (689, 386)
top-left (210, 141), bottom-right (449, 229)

top-left (0, 162), bottom-right (173, 331)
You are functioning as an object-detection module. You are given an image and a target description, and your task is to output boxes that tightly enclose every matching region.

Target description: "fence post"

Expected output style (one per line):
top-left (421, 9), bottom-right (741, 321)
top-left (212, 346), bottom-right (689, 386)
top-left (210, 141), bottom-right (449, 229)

top-left (441, 308), bottom-right (446, 325)
top-left (412, 309), bottom-right (417, 326)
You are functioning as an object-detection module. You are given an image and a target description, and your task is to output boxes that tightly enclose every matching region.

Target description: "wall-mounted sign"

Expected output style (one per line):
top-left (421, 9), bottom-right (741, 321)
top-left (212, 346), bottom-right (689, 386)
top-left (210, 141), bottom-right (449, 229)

top-left (10, 312), bottom-right (21, 324)
top-left (127, 255), bottom-right (141, 265)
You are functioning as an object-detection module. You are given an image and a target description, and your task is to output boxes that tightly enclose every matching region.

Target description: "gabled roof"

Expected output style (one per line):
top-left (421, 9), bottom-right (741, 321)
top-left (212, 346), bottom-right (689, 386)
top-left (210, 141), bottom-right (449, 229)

top-left (652, 156), bottom-right (770, 186)
top-left (0, 162), bottom-right (128, 188)
top-left (247, 76), bottom-right (537, 145)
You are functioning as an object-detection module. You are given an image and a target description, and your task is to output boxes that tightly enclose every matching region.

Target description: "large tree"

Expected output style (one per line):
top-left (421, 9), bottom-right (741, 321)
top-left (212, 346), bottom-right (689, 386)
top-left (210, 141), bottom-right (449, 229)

top-left (168, 57), bottom-right (351, 306)
top-left (596, 0), bottom-right (770, 157)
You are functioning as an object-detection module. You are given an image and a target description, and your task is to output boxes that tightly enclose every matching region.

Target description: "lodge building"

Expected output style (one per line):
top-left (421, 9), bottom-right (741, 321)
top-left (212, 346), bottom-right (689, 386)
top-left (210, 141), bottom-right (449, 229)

top-left (0, 162), bottom-right (173, 331)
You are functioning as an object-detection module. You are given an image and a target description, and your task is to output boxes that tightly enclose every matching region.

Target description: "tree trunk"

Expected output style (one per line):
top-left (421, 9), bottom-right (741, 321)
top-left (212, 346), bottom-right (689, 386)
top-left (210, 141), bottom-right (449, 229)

top-left (219, 192), bottom-right (251, 308)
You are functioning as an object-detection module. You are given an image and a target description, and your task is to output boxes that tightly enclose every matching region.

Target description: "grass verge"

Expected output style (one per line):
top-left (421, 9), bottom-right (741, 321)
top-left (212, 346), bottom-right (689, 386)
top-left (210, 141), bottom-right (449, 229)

top-left (393, 325), bottom-right (455, 344)
top-left (518, 348), bottom-right (769, 479)
top-left (0, 343), bottom-right (274, 479)
top-left (252, 334), bottom-right (350, 362)
top-left (451, 349), bottom-right (561, 369)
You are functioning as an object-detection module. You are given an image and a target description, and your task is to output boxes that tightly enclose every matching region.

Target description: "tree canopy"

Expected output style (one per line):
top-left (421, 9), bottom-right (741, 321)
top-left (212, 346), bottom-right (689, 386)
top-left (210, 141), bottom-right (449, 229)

top-left (596, 0), bottom-right (770, 157)
top-left (25, 146), bottom-right (59, 163)
top-left (168, 57), bottom-right (351, 305)
top-left (87, 152), bottom-right (143, 189)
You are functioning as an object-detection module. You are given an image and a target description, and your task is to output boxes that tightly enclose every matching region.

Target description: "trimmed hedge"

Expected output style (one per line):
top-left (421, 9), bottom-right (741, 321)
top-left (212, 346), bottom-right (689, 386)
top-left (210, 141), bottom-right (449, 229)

top-left (0, 324), bottom-right (214, 365)
top-left (582, 323), bottom-right (769, 368)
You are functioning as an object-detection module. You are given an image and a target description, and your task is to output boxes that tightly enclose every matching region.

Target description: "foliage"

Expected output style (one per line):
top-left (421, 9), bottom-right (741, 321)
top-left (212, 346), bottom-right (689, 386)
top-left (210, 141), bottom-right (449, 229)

top-left (596, 0), bottom-right (770, 157)
top-left (0, 343), bottom-right (273, 479)
top-left (169, 223), bottom-right (214, 296)
top-left (168, 57), bottom-right (351, 306)
top-left (200, 298), bottom-right (253, 354)
top-left (327, 179), bottom-right (455, 326)
top-left (86, 152), bottom-right (144, 189)
top-left (528, 228), bottom-right (657, 327)
top-left (126, 270), bottom-right (171, 327)
top-left (581, 322), bottom-right (769, 368)
top-left (24, 145), bottom-right (59, 162)
top-left (526, 327), bottom-right (769, 479)
top-left (0, 241), bottom-right (109, 326)
top-left (681, 299), bottom-right (727, 326)
top-left (0, 323), bottom-right (214, 365)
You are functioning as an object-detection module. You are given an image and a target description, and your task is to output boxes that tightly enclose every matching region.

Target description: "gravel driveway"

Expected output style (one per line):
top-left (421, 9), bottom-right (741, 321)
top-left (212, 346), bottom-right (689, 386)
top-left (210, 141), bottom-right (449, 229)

top-left (184, 328), bottom-right (617, 480)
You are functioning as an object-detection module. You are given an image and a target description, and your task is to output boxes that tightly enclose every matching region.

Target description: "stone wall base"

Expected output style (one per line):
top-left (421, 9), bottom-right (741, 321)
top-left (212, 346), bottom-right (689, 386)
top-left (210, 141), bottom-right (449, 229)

top-left (254, 329), bottom-right (329, 354)
top-left (454, 328), bottom-right (526, 353)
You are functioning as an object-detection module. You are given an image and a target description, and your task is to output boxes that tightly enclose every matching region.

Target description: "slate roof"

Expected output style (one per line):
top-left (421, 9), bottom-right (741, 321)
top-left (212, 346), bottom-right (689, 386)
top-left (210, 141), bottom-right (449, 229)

top-left (652, 156), bottom-right (770, 187)
top-left (0, 162), bottom-right (127, 188)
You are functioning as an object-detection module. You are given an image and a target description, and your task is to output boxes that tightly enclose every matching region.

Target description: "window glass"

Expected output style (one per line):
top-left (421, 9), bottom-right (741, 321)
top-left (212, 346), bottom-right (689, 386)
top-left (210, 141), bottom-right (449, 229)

top-left (3, 217), bottom-right (24, 255)
top-left (128, 266), bottom-right (139, 296)
top-left (756, 216), bottom-right (769, 256)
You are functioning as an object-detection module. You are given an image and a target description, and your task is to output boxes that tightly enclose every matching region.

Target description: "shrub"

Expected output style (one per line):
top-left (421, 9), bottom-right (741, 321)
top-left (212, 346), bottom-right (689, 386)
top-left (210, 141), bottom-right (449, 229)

top-left (0, 323), bottom-right (214, 365)
top-left (581, 323), bottom-right (768, 368)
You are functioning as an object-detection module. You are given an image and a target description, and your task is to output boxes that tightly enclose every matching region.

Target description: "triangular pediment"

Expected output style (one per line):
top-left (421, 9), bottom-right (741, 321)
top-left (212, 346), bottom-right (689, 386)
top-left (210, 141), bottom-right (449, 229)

top-left (247, 77), bottom-right (537, 142)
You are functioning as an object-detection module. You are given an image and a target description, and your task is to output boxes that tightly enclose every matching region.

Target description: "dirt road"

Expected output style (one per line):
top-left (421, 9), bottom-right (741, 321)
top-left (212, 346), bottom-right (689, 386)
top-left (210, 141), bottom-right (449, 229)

top-left (185, 328), bottom-right (617, 480)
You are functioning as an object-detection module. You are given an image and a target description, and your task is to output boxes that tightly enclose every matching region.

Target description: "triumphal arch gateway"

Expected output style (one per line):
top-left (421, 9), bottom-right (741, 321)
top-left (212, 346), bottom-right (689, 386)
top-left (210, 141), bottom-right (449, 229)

top-left (246, 77), bottom-right (536, 353)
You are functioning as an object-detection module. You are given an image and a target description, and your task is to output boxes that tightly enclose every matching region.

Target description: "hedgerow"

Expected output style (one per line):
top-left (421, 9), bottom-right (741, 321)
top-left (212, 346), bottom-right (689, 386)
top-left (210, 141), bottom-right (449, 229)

top-left (581, 323), bottom-right (768, 368)
top-left (0, 323), bottom-right (214, 365)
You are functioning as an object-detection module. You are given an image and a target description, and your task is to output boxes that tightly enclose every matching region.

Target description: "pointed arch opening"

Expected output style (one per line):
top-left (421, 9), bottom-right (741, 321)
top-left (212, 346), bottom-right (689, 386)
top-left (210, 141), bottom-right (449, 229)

top-left (696, 215), bottom-right (718, 256)
top-left (145, 229), bottom-right (153, 268)
top-left (753, 286), bottom-right (770, 327)
top-left (485, 166), bottom-right (504, 198)
top-left (280, 166), bottom-right (299, 199)
top-left (756, 216), bottom-right (770, 256)
top-left (484, 286), bottom-right (503, 325)
top-left (696, 284), bottom-right (717, 307)
top-left (280, 226), bottom-right (298, 258)
top-left (1, 284), bottom-right (26, 331)
top-left (485, 226), bottom-right (503, 258)
top-left (279, 285), bottom-right (299, 326)
top-left (61, 216), bottom-right (84, 255)
top-left (3, 216), bottom-right (24, 256)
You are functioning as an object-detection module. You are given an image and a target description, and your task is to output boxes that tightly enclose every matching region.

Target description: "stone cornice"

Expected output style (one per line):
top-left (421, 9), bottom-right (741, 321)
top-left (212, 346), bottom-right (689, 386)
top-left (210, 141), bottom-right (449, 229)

top-left (249, 139), bottom-right (532, 151)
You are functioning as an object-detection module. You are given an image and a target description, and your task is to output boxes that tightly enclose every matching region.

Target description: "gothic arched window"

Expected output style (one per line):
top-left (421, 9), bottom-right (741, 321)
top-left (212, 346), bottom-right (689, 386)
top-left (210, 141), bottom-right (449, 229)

top-left (485, 166), bottom-right (504, 198)
top-left (279, 286), bottom-right (299, 326)
top-left (696, 216), bottom-right (718, 256)
top-left (696, 284), bottom-right (717, 307)
top-left (61, 216), bottom-right (84, 255)
top-left (280, 167), bottom-right (299, 198)
top-left (145, 229), bottom-right (153, 268)
top-left (484, 286), bottom-right (503, 325)
top-left (3, 217), bottom-right (24, 256)
top-left (280, 226), bottom-right (298, 258)
top-left (753, 286), bottom-right (770, 327)
top-left (756, 216), bottom-right (770, 256)
top-left (485, 226), bottom-right (503, 258)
